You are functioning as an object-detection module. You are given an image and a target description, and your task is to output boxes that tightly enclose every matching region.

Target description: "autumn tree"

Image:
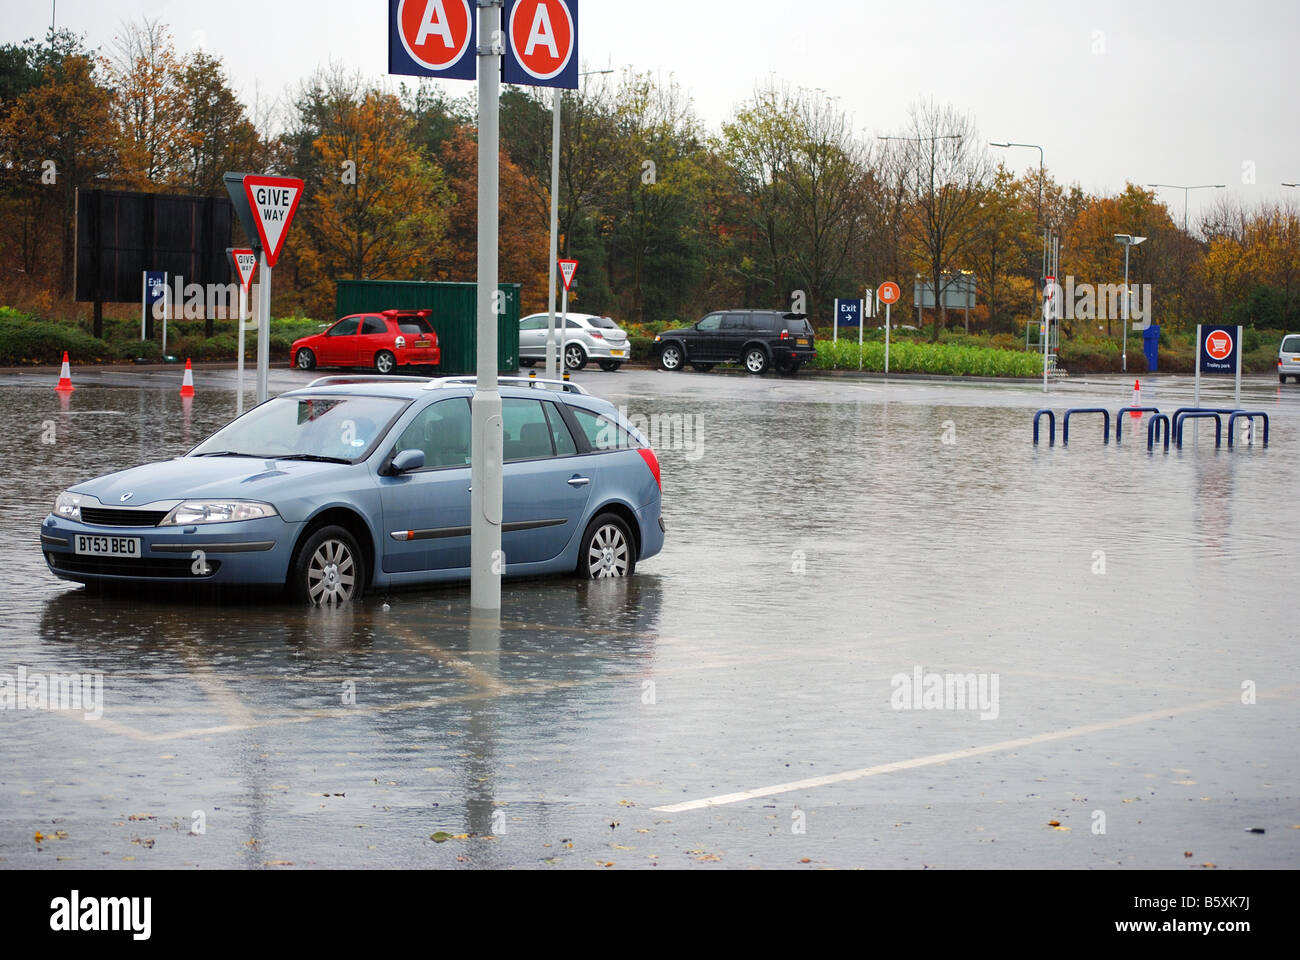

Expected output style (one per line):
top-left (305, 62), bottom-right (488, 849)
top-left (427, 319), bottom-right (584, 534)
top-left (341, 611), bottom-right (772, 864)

top-left (288, 72), bottom-right (452, 317)
top-left (106, 18), bottom-right (186, 188)
top-left (173, 51), bottom-right (266, 195)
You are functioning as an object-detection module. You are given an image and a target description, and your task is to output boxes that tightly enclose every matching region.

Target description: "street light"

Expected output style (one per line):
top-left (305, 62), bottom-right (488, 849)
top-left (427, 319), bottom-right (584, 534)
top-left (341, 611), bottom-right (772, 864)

top-left (989, 141), bottom-right (1044, 225)
top-left (545, 68), bottom-right (613, 378)
top-left (1114, 234), bottom-right (1146, 373)
top-left (1148, 183), bottom-right (1226, 233)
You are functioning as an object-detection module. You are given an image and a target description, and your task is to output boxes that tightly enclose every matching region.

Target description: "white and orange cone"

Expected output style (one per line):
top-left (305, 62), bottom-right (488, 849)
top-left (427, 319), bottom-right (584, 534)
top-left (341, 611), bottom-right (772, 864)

top-left (54, 351), bottom-right (74, 392)
top-left (1131, 378), bottom-right (1142, 417)
top-left (179, 358), bottom-right (195, 397)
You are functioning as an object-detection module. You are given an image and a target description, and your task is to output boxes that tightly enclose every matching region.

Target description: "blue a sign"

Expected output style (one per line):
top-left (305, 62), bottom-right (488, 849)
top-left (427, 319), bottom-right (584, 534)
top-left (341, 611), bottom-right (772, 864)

top-left (1199, 324), bottom-right (1239, 374)
top-left (503, 0), bottom-right (579, 89)
top-left (389, 0), bottom-right (477, 82)
top-left (834, 298), bottom-right (862, 327)
top-left (145, 271), bottom-right (167, 306)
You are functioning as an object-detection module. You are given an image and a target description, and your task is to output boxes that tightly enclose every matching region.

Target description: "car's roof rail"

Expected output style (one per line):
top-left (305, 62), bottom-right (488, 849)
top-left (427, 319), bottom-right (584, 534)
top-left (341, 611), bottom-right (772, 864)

top-left (305, 375), bottom-right (435, 388)
top-left (423, 375), bottom-right (589, 395)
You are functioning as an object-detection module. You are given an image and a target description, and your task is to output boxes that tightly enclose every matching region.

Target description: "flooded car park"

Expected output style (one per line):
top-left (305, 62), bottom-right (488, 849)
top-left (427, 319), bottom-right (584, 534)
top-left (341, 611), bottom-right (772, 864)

top-left (1, 366), bottom-right (1298, 869)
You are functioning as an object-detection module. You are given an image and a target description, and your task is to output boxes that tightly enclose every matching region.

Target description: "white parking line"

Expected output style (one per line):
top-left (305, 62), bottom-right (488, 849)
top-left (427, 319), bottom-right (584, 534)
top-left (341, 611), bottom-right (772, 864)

top-left (652, 692), bottom-right (1266, 813)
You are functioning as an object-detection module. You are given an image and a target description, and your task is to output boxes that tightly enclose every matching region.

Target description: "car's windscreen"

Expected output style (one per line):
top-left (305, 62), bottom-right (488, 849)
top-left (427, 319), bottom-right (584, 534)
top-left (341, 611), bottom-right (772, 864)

top-left (398, 318), bottom-right (433, 334)
top-left (189, 395), bottom-right (408, 463)
top-left (1283, 337), bottom-right (1300, 353)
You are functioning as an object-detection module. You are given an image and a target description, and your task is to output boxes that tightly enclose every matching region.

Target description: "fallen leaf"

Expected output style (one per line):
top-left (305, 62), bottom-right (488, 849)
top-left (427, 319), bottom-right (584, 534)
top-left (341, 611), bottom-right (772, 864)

top-left (1047, 820), bottom-right (1061, 827)
top-left (430, 832), bottom-right (451, 843)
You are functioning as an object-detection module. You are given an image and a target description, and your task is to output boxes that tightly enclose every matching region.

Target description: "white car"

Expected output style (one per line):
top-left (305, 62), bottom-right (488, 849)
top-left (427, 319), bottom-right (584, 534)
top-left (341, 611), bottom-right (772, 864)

top-left (519, 312), bottom-right (630, 372)
top-left (1279, 334), bottom-right (1300, 383)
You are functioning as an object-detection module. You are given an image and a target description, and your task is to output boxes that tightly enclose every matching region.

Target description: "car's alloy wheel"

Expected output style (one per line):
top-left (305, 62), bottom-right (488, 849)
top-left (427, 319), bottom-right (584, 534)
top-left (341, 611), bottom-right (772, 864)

top-left (564, 343), bottom-right (587, 370)
top-left (577, 513), bottom-right (635, 579)
top-left (374, 350), bottom-right (396, 374)
top-left (296, 349), bottom-right (316, 370)
top-left (658, 344), bottom-right (683, 370)
top-left (291, 525), bottom-right (363, 605)
top-left (744, 348), bottom-right (769, 374)
top-left (598, 360), bottom-right (622, 372)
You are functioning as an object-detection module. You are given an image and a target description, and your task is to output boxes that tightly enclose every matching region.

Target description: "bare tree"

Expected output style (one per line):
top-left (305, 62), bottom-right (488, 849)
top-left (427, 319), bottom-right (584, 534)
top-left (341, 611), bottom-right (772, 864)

top-left (885, 99), bottom-right (992, 337)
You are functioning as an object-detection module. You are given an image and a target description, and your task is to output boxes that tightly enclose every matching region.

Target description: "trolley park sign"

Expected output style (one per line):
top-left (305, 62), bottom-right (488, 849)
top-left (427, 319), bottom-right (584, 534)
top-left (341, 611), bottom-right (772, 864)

top-left (389, 0), bottom-right (579, 88)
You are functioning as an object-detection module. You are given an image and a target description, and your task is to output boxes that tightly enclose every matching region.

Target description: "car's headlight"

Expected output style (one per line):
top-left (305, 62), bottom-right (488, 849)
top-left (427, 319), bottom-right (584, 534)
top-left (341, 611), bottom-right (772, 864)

top-left (654, 335), bottom-right (661, 342)
top-left (159, 501), bottom-right (279, 525)
top-left (54, 491), bottom-right (92, 521)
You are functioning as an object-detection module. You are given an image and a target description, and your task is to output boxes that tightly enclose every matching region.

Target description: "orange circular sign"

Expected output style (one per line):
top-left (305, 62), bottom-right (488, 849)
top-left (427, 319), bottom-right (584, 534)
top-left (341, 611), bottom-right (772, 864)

top-left (1205, 329), bottom-right (1233, 361)
top-left (878, 281), bottom-right (901, 304)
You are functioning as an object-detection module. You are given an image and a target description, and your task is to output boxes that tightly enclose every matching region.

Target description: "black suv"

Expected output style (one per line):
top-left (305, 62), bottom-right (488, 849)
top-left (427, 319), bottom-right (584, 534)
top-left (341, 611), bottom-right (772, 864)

top-left (654, 310), bottom-right (816, 375)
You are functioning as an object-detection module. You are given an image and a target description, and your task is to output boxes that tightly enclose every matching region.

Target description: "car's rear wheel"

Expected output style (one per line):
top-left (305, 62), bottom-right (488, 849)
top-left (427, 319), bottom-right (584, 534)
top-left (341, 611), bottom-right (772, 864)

top-left (744, 347), bottom-right (769, 374)
top-left (374, 350), bottom-right (396, 375)
top-left (598, 360), bottom-right (622, 372)
top-left (658, 344), bottom-right (683, 370)
top-left (295, 348), bottom-right (316, 370)
top-left (577, 513), bottom-right (636, 580)
top-left (290, 525), bottom-right (363, 605)
top-left (691, 362), bottom-right (714, 372)
top-left (564, 343), bottom-right (587, 370)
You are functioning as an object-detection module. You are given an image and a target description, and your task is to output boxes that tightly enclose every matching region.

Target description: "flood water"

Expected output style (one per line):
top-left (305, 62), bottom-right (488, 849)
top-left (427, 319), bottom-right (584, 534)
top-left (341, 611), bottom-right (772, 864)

top-left (1, 365), bottom-right (1297, 869)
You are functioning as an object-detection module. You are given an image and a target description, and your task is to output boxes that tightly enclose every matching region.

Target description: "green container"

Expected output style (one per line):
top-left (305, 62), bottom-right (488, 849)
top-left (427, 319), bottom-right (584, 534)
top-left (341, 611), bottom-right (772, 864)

top-left (334, 279), bottom-right (520, 375)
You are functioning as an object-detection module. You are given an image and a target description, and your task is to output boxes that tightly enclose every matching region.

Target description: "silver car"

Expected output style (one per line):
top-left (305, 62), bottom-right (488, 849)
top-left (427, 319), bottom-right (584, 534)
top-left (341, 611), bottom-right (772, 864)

top-left (518, 312), bottom-right (630, 372)
top-left (1279, 334), bottom-right (1300, 383)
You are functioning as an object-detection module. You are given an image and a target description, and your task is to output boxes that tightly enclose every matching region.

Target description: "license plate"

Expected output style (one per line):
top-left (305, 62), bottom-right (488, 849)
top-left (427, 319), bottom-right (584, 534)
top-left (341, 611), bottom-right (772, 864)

top-left (75, 535), bottom-right (141, 558)
top-left (610, 349), bottom-right (625, 357)
top-left (414, 340), bottom-right (431, 348)
top-left (797, 338), bottom-right (809, 345)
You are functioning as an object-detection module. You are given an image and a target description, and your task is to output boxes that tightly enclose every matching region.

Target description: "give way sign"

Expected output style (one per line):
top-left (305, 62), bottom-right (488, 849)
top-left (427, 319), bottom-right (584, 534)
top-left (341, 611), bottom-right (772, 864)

top-left (242, 176), bottom-right (304, 268)
top-left (504, 0), bottom-right (578, 89)
top-left (558, 258), bottom-right (578, 291)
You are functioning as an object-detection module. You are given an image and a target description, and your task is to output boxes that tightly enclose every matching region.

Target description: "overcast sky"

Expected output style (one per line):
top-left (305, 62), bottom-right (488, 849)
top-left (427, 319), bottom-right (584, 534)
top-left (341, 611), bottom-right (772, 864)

top-left (12, 0), bottom-right (1299, 225)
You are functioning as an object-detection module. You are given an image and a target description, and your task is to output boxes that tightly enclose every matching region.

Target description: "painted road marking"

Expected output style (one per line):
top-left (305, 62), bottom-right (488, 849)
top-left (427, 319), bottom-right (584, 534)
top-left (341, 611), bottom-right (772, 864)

top-left (652, 692), bottom-right (1284, 813)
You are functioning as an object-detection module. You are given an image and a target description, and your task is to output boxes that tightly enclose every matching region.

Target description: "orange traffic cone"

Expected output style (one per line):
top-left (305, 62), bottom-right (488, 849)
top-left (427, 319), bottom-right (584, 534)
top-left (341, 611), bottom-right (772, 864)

top-left (1131, 378), bottom-right (1141, 416)
top-left (179, 358), bottom-right (195, 397)
top-left (54, 351), bottom-right (74, 391)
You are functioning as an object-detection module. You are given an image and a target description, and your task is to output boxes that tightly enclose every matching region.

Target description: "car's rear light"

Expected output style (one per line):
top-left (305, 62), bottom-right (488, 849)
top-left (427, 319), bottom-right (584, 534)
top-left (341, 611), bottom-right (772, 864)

top-left (590, 331), bottom-right (604, 339)
top-left (780, 329), bottom-right (790, 340)
top-left (637, 448), bottom-right (661, 490)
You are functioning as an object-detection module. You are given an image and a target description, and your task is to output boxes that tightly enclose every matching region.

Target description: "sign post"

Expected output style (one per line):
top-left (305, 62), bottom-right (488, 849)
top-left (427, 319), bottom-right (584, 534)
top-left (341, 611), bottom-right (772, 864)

top-left (1197, 323), bottom-right (1242, 410)
top-left (1042, 275), bottom-right (1057, 393)
top-left (243, 176), bottom-right (303, 405)
top-left (878, 281), bottom-right (901, 375)
top-left (558, 258), bottom-right (578, 372)
top-left (227, 248), bottom-right (258, 416)
top-left (833, 298), bottom-right (860, 348)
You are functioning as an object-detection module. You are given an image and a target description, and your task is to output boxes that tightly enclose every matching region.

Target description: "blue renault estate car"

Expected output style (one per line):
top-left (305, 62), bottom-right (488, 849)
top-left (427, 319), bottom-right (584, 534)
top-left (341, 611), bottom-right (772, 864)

top-left (41, 376), bottom-right (664, 603)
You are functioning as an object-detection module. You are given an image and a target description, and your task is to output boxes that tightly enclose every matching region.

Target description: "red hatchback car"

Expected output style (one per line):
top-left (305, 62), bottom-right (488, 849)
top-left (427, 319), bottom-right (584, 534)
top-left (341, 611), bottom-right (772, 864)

top-left (292, 310), bottom-right (441, 375)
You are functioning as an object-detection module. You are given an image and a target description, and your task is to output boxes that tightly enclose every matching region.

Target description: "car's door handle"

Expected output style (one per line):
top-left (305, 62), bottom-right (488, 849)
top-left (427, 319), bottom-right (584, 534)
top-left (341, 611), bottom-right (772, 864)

top-left (567, 476), bottom-right (590, 487)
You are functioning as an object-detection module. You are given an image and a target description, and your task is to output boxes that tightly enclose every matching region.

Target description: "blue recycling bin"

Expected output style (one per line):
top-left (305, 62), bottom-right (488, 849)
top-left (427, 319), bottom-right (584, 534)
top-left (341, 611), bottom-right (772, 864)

top-left (1142, 323), bottom-right (1160, 373)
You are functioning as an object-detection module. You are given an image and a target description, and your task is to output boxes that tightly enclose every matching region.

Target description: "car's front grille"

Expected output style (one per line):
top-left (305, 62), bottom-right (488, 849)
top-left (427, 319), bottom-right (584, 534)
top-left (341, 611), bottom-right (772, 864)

top-left (80, 508), bottom-right (169, 527)
top-left (46, 552), bottom-right (220, 578)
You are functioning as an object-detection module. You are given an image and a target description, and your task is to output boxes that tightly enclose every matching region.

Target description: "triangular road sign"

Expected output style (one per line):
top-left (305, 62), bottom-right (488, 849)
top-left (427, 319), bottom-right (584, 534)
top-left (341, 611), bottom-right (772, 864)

top-left (227, 247), bottom-right (258, 292)
top-left (242, 175), bottom-right (304, 268)
top-left (558, 258), bottom-right (578, 291)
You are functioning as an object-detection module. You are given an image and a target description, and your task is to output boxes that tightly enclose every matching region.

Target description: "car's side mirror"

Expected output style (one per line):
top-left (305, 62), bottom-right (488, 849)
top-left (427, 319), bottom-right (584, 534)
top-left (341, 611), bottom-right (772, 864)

top-left (390, 448), bottom-right (425, 473)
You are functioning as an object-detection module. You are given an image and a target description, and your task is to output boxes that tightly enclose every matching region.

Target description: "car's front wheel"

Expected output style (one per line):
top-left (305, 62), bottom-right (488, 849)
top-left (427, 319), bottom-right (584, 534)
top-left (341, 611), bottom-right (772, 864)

top-left (744, 347), bottom-right (769, 374)
top-left (598, 360), bottom-right (622, 372)
top-left (564, 343), bottom-right (588, 370)
top-left (290, 525), bottom-right (364, 605)
top-left (577, 513), bottom-right (636, 579)
top-left (295, 348), bottom-right (316, 370)
top-left (658, 343), bottom-right (683, 370)
top-left (374, 350), bottom-right (396, 375)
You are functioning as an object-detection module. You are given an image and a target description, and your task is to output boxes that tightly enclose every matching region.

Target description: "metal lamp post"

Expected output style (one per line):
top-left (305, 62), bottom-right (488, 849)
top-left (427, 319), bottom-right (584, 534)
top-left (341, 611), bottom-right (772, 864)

top-left (1114, 233), bottom-right (1146, 372)
top-left (1148, 183), bottom-right (1226, 233)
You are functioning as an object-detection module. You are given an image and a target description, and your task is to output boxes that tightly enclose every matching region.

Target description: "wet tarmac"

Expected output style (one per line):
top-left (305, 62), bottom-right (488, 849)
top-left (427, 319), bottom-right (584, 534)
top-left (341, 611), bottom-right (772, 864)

top-left (1, 364), bottom-right (1297, 869)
